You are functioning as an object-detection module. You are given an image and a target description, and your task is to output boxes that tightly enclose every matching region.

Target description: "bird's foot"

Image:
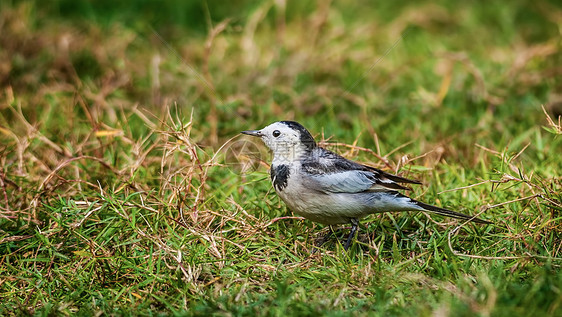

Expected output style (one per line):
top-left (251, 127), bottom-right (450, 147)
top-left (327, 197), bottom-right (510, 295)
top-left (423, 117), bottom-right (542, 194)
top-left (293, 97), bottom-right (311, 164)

top-left (343, 219), bottom-right (359, 250)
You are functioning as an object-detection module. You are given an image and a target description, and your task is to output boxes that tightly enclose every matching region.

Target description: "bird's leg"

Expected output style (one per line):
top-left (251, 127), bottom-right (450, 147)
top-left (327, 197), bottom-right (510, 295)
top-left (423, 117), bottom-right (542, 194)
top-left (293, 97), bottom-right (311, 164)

top-left (312, 226), bottom-right (336, 254)
top-left (344, 219), bottom-right (359, 250)
top-left (321, 226), bottom-right (336, 244)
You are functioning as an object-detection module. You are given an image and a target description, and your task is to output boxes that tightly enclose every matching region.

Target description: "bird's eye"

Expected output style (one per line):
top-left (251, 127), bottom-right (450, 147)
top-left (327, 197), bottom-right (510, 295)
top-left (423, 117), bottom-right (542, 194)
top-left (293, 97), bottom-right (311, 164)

top-left (272, 130), bottom-right (281, 137)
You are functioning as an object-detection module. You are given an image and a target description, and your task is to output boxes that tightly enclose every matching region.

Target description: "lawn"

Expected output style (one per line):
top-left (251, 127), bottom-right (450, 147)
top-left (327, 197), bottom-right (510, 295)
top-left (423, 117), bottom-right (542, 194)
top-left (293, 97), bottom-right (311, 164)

top-left (1, 0), bottom-right (561, 315)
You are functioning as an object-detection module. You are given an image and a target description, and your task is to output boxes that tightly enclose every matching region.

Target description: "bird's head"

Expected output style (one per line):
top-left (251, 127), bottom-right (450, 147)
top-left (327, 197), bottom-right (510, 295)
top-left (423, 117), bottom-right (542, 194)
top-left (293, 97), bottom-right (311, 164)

top-left (241, 121), bottom-right (317, 164)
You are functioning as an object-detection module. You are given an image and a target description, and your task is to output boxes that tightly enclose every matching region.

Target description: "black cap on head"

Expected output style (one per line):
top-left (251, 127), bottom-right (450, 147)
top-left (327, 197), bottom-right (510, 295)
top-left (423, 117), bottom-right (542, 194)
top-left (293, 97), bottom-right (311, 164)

top-left (280, 121), bottom-right (317, 150)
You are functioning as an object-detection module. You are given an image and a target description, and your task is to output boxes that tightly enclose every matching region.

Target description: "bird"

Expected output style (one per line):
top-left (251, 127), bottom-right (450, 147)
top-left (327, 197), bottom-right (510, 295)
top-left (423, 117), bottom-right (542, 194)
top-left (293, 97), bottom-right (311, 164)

top-left (241, 121), bottom-right (491, 250)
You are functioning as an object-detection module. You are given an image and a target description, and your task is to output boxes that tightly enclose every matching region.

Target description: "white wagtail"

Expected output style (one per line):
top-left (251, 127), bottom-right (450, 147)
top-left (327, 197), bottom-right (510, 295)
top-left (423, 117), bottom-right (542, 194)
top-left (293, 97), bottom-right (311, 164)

top-left (242, 121), bottom-right (491, 250)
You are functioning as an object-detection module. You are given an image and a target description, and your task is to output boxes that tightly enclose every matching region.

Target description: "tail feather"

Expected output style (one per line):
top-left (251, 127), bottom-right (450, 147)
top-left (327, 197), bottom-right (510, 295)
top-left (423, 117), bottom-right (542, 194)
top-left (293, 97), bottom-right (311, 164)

top-left (414, 201), bottom-right (491, 224)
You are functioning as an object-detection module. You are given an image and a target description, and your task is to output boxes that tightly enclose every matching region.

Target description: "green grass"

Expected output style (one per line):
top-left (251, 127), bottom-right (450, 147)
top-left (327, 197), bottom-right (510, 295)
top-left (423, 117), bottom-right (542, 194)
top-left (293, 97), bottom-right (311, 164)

top-left (1, 0), bottom-right (562, 315)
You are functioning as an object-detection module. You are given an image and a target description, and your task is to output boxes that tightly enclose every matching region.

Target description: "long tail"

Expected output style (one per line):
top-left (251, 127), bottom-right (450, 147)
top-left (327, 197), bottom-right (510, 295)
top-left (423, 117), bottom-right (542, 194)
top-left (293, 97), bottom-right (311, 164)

top-left (414, 200), bottom-right (491, 224)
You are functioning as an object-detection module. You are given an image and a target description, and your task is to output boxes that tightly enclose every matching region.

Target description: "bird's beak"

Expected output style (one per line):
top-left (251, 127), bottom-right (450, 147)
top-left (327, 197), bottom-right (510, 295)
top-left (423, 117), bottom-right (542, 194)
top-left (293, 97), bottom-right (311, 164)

top-left (241, 129), bottom-right (262, 137)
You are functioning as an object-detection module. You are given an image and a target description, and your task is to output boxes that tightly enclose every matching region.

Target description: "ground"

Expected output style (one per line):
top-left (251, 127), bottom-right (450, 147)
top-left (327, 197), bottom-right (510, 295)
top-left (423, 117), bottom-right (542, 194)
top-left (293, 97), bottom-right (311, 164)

top-left (0, 0), bottom-right (561, 316)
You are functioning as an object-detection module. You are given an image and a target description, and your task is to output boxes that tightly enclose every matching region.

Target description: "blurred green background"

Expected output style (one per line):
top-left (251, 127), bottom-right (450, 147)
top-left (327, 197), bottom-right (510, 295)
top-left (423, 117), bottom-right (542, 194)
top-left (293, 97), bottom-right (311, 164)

top-left (1, 0), bottom-right (561, 315)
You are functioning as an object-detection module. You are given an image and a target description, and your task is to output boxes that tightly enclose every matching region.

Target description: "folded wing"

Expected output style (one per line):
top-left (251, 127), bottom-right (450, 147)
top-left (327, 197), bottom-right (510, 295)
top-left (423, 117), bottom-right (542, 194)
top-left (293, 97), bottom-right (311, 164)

top-left (302, 147), bottom-right (420, 193)
top-left (306, 170), bottom-right (411, 193)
